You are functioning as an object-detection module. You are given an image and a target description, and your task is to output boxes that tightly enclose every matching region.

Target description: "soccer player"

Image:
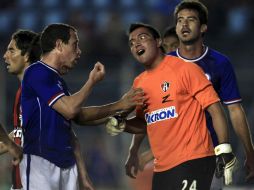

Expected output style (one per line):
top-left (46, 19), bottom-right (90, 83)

top-left (161, 26), bottom-right (179, 54)
top-left (125, 0), bottom-right (254, 188)
top-left (126, 26), bottom-right (180, 190)
top-left (114, 22), bottom-right (235, 190)
top-left (20, 23), bottom-right (144, 190)
top-left (0, 123), bottom-right (22, 165)
top-left (2, 29), bottom-right (96, 190)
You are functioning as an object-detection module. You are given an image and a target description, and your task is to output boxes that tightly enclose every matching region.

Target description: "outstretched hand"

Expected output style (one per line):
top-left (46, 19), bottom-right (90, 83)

top-left (89, 62), bottom-right (105, 84)
top-left (119, 88), bottom-right (145, 112)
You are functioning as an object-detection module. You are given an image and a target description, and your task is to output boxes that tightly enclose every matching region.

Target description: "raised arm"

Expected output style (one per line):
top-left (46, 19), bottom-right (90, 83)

top-left (53, 62), bottom-right (105, 120)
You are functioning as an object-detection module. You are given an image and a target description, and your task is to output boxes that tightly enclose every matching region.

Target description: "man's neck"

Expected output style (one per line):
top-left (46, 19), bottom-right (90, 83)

top-left (41, 53), bottom-right (61, 72)
top-left (17, 63), bottom-right (30, 82)
top-left (145, 52), bottom-right (165, 71)
top-left (178, 41), bottom-right (204, 60)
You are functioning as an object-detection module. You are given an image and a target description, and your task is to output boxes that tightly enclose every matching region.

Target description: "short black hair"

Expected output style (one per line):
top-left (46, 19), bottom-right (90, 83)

top-left (127, 22), bottom-right (161, 39)
top-left (40, 23), bottom-right (76, 54)
top-left (12, 30), bottom-right (41, 64)
top-left (174, 0), bottom-right (208, 25)
top-left (163, 26), bottom-right (178, 39)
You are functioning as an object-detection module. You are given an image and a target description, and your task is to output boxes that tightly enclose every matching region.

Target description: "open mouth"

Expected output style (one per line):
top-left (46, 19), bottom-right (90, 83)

top-left (137, 49), bottom-right (145, 56)
top-left (181, 28), bottom-right (191, 35)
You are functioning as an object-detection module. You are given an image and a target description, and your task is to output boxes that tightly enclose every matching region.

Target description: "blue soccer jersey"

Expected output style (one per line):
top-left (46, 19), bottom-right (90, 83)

top-left (21, 61), bottom-right (75, 168)
top-left (169, 46), bottom-right (242, 145)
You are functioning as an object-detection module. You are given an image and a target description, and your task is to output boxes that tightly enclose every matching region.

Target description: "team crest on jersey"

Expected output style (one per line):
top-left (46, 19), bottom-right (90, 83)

top-left (161, 81), bottom-right (170, 92)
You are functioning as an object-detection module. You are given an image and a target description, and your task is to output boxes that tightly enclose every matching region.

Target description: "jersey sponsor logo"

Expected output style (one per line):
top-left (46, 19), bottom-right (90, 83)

top-left (145, 106), bottom-right (178, 125)
top-left (13, 128), bottom-right (23, 138)
top-left (161, 81), bottom-right (170, 92)
top-left (162, 94), bottom-right (171, 103)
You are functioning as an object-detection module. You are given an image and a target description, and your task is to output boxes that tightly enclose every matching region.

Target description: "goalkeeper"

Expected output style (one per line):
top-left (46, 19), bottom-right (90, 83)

top-left (106, 22), bottom-right (237, 190)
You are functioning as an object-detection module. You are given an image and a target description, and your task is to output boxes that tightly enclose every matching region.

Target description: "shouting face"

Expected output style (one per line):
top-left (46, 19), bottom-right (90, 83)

top-left (129, 27), bottom-right (161, 68)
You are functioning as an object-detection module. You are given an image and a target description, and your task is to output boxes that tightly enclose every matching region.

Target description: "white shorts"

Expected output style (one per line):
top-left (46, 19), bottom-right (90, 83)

top-left (11, 187), bottom-right (23, 190)
top-left (20, 154), bottom-right (78, 190)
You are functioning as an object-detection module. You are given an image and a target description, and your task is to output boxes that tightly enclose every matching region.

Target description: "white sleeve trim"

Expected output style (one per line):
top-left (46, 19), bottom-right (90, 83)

top-left (48, 93), bottom-right (65, 107)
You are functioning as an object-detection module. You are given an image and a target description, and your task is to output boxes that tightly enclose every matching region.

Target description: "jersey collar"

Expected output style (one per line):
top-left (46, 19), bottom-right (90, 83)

top-left (176, 45), bottom-right (209, 62)
top-left (38, 61), bottom-right (60, 75)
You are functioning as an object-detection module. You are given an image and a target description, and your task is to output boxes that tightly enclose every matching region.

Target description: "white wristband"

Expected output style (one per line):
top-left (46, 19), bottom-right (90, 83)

top-left (214, 143), bottom-right (232, 156)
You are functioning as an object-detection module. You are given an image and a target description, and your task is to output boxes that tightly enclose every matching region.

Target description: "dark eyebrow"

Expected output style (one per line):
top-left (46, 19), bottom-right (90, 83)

top-left (177, 16), bottom-right (198, 20)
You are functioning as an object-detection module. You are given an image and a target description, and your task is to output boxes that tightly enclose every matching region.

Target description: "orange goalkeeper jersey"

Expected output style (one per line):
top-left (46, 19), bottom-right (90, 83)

top-left (133, 55), bottom-right (219, 172)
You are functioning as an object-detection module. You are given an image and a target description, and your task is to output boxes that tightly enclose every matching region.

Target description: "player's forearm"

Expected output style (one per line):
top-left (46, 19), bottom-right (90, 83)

top-left (55, 80), bottom-right (95, 120)
top-left (228, 104), bottom-right (254, 153)
top-left (76, 117), bottom-right (108, 126)
top-left (0, 124), bottom-right (12, 145)
top-left (207, 102), bottom-right (229, 143)
top-left (74, 101), bottom-right (126, 124)
top-left (128, 129), bottom-right (146, 154)
top-left (125, 117), bottom-right (147, 134)
top-left (0, 142), bottom-right (8, 155)
top-left (0, 130), bottom-right (16, 155)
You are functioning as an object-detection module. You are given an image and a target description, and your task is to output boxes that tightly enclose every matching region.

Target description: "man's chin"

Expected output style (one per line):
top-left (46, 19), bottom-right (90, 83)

top-left (60, 67), bottom-right (69, 75)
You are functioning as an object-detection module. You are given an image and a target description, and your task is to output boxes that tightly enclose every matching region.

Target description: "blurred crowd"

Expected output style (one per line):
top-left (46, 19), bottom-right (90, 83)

top-left (0, 0), bottom-right (254, 189)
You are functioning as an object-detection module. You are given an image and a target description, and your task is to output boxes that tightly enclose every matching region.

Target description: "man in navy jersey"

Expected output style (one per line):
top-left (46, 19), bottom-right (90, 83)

top-left (125, 0), bottom-right (254, 188)
top-left (1, 30), bottom-right (42, 190)
top-left (0, 123), bottom-right (22, 165)
top-left (2, 29), bottom-right (96, 190)
top-left (20, 23), bottom-right (144, 190)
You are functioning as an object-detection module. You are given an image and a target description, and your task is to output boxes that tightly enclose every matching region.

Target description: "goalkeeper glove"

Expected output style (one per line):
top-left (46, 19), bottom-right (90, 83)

top-left (106, 114), bottom-right (126, 136)
top-left (214, 143), bottom-right (237, 185)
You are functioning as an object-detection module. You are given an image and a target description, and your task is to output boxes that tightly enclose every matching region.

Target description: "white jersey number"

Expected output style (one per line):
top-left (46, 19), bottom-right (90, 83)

top-left (182, 179), bottom-right (197, 190)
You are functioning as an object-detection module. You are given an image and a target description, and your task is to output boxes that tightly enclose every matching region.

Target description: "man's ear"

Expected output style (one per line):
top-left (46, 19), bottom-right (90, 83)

top-left (24, 53), bottom-right (29, 63)
top-left (55, 39), bottom-right (63, 52)
top-left (201, 24), bottom-right (207, 34)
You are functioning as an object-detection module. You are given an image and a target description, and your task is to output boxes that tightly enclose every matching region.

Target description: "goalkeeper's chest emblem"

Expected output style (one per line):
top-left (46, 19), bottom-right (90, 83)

top-left (161, 81), bottom-right (170, 92)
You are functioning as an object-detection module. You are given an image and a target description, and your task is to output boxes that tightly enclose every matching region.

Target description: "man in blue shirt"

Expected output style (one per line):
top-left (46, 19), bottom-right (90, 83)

top-left (20, 23), bottom-right (144, 190)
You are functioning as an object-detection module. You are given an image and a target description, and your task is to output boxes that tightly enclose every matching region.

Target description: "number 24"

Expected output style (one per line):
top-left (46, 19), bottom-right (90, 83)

top-left (182, 179), bottom-right (197, 190)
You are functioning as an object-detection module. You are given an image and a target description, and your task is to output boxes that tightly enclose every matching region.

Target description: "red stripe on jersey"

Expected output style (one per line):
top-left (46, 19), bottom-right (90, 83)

top-left (48, 92), bottom-right (64, 106)
top-left (12, 165), bottom-right (22, 189)
top-left (13, 86), bottom-right (21, 128)
top-left (12, 86), bottom-right (23, 188)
